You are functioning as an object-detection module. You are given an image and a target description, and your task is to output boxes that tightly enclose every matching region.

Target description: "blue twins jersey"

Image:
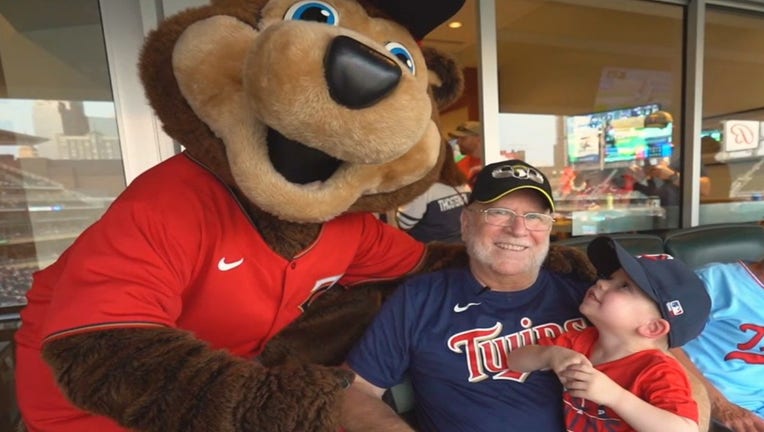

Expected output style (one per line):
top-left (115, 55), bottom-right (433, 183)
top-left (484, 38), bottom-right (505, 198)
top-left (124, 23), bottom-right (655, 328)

top-left (682, 261), bottom-right (764, 418)
top-left (347, 266), bottom-right (590, 432)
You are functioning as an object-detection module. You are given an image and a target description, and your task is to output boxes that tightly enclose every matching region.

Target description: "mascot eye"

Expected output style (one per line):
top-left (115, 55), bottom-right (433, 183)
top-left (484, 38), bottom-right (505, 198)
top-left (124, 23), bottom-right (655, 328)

top-left (284, 1), bottom-right (339, 25)
top-left (384, 42), bottom-right (415, 74)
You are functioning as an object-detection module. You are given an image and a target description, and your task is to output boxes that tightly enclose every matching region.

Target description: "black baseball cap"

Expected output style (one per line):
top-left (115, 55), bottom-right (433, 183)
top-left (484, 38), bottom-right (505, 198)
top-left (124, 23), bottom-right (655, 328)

top-left (469, 160), bottom-right (555, 211)
top-left (587, 236), bottom-right (711, 348)
top-left (368, 0), bottom-right (466, 40)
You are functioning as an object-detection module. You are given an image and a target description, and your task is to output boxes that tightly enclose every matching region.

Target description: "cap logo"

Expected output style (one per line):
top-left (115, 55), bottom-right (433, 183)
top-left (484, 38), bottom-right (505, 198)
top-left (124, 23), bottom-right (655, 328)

top-left (636, 253), bottom-right (674, 261)
top-left (491, 164), bottom-right (545, 185)
top-left (666, 300), bottom-right (684, 317)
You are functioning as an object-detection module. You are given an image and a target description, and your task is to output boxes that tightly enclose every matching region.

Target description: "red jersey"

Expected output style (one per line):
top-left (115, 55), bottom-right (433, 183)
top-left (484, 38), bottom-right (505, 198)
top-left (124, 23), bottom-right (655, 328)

top-left (15, 153), bottom-right (425, 432)
top-left (542, 327), bottom-right (698, 432)
top-left (456, 155), bottom-right (482, 186)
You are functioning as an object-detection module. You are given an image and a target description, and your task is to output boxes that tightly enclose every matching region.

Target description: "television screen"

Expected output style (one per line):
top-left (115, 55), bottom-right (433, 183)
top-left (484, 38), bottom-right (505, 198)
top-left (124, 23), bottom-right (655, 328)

top-left (565, 116), bottom-right (601, 165)
top-left (605, 121), bottom-right (673, 164)
top-left (565, 103), bottom-right (669, 167)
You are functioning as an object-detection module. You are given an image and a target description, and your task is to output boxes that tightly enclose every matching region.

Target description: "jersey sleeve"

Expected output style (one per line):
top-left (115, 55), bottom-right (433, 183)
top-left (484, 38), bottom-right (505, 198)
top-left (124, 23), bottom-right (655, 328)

top-left (638, 357), bottom-right (699, 423)
top-left (396, 192), bottom-right (428, 230)
top-left (340, 213), bottom-right (425, 286)
top-left (41, 197), bottom-right (196, 340)
top-left (346, 280), bottom-right (418, 389)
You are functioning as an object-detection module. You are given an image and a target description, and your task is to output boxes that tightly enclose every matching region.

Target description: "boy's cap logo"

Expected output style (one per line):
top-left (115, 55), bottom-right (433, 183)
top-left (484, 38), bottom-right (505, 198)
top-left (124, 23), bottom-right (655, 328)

top-left (636, 253), bottom-right (674, 261)
top-left (666, 300), bottom-right (684, 317)
top-left (491, 164), bottom-right (545, 185)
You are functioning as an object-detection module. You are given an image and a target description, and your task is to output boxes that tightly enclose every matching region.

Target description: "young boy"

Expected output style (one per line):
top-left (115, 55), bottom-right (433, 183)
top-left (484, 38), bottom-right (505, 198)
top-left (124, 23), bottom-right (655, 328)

top-left (507, 235), bottom-right (711, 432)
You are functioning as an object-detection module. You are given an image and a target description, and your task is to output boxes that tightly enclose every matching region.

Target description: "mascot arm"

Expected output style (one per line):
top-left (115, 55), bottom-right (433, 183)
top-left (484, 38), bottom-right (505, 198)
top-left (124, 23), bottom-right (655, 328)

top-left (260, 243), bottom-right (595, 368)
top-left (545, 243), bottom-right (597, 282)
top-left (43, 327), bottom-right (353, 432)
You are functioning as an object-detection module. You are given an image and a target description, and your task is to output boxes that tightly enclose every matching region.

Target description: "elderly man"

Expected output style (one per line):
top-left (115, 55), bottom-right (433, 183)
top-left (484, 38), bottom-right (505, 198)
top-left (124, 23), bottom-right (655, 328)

top-left (341, 160), bottom-right (593, 431)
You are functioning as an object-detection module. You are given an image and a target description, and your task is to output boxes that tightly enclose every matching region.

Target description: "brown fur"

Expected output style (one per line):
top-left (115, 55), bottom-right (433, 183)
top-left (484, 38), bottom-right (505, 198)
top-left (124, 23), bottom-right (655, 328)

top-left (43, 328), bottom-right (352, 432)
top-left (439, 143), bottom-right (469, 187)
top-left (422, 46), bottom-right (464, 111)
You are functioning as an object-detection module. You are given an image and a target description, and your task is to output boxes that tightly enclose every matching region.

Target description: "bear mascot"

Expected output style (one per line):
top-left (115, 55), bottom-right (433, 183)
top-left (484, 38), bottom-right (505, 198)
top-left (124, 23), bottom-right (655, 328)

top-left (13, 1), bottom-right (602, 431)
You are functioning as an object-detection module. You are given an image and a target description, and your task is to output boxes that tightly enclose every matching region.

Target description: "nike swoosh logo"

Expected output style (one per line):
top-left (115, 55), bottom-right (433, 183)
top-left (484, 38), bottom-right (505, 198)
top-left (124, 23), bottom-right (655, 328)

top-left (217, 257), bottom-right (244, 271)
top-left (453, 302), bottom-right (481, 313)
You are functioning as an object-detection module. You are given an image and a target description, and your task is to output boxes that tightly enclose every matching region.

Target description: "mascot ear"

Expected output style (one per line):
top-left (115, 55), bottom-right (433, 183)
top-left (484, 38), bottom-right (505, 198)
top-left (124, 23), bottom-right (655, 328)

top-left (422, 46), bottom-right (464, 111)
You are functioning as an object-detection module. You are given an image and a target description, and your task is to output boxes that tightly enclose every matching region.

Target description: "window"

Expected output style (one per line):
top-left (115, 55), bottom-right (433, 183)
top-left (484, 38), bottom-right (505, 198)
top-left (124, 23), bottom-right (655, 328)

top-left (0, 0), bottom-right (126, 312)
top-left (493, 0), bottom-right (684, 238)
top-left (699, 7), bottom-right (764, 225)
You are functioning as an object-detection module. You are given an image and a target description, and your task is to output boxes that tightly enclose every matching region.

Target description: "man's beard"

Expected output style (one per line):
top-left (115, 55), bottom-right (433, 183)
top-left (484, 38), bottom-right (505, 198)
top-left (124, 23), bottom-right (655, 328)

top-left (464, 226), bottom-right (549, 278)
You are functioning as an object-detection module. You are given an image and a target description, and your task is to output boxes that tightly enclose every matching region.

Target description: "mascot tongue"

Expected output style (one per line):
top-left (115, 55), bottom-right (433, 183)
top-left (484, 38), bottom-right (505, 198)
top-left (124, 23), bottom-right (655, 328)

top-left (267, 127), bottom-right (342, 184)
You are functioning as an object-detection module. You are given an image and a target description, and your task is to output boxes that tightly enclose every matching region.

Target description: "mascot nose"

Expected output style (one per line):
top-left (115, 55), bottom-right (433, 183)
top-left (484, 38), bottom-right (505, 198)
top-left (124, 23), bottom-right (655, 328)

top-left (325, 35), bottom-right (402, 109)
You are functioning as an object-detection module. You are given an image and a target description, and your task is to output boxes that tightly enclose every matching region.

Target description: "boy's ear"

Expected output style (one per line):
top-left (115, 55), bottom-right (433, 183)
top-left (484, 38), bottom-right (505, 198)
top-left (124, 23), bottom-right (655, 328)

top-left (638, 318), bottom-right (670, 342)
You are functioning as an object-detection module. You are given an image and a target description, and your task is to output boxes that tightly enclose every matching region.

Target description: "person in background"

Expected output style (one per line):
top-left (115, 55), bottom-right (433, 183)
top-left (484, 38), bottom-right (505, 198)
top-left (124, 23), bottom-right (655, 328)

top-left (449, 120), bottom-right (483, 186)
top-left (631, 158), bottom-right (711, 206)
top-left (395, 144), bottom-right (471, 243)
top-left (508, 236), bottom-right (710, 432)
top-left (673, 258), bottom-right (764, 432)
top-left (341, 160), bottom-right (593, 432)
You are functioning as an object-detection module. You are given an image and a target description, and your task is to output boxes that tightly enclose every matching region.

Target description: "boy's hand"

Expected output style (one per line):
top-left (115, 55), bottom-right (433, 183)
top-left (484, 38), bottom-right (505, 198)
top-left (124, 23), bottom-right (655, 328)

top-left (547, 347), bottom-right (591, 378)
top-left (559, 362), bottom-right (625, 406)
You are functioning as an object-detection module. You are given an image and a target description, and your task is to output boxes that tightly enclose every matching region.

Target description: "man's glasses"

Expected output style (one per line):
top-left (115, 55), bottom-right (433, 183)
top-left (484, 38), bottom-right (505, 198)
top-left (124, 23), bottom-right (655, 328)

top-left (470, 207), bottom-right (555, 231)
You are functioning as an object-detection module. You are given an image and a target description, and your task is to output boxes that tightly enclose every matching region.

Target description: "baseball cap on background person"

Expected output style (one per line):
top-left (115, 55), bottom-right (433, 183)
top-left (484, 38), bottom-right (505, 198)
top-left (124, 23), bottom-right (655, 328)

top-left (448, 120), bottom-right (481, 138)
top-left (468, 160), bottom-right (555, 211)
top-left (586, 236), bottom-right (711, 348)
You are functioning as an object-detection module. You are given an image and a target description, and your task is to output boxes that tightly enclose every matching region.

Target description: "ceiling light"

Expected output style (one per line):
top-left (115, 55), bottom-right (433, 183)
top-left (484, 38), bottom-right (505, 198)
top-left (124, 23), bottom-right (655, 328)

top-left (448, 21), bottom-right (463, 29)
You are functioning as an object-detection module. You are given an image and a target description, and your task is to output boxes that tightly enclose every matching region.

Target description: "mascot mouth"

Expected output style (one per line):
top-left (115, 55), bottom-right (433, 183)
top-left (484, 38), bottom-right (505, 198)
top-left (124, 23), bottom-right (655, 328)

top-left (267, 127), bottom-right (342, 184)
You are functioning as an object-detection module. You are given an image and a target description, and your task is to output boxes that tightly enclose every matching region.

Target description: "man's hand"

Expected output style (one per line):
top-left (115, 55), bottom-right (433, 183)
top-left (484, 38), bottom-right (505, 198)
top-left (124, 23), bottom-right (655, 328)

top-left (649, 162), bottom-right (677, 182)
top-left (713, 399), bottom-right (764, 432)
top-left (558, 362), bottom-right (625, 407)
top-left (630, 164), bottom-right (647, 182)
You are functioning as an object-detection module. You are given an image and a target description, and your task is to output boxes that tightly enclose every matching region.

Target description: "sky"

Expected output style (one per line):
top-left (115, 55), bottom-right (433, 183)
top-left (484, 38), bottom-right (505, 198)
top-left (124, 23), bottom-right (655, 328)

top-left (0, 98), bottom-right (115, 135)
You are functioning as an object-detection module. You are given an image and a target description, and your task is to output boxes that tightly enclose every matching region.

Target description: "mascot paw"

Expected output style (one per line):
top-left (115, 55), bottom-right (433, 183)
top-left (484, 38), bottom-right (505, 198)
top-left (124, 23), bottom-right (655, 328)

top-left (259, 284), bottom-right (387, 367)
top-left (545, 244), bottom-right (596, 283)
top-left (241, 364), bottom-right (354, 431)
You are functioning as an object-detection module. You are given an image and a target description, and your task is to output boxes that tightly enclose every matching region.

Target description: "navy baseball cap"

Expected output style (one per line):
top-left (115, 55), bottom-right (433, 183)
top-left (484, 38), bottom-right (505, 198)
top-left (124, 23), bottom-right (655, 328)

top-left (469, 160), bottom-right (555, 211)
top-left (587, 236), bottom-right (710, 348)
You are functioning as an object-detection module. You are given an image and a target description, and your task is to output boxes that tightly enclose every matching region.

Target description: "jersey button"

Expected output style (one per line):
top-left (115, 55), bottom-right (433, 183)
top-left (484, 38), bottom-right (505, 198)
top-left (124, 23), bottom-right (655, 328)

top-left (291, 262), bottom-right (297, 269)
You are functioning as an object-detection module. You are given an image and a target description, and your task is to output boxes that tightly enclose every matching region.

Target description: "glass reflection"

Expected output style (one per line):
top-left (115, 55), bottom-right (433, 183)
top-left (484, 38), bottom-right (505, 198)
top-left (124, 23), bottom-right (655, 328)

top-left (493, 0), bottom-right (683, 238)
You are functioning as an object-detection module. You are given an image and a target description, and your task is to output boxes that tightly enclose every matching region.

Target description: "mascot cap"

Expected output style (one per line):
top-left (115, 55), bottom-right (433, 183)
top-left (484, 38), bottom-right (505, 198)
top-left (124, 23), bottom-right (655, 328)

top-left (370, 0), bottom-right (466, 40)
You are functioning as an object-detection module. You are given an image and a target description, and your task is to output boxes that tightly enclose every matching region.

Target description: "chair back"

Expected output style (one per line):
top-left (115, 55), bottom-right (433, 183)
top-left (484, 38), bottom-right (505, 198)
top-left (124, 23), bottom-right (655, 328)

top-left (663, 223), bottom-right (764, 269)
top-left (555, 233), bottom-right (665, 256)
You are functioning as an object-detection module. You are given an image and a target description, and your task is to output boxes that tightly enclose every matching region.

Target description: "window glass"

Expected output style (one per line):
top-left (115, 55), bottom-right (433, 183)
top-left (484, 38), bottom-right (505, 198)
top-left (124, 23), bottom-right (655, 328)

top-left (699, 7), bottom-right (764, 224)
top-left (0, 0), bottom-right (125, 312)
top-left (494, 0), bottom-right (683, 239)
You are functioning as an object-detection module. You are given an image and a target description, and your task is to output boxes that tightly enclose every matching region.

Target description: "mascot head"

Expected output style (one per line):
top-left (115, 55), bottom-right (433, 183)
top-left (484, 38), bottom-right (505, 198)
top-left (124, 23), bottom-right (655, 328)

top-left (140, 0), bottom-right (465, 222)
